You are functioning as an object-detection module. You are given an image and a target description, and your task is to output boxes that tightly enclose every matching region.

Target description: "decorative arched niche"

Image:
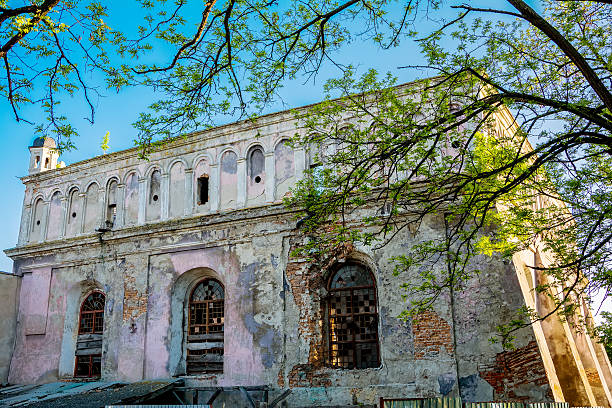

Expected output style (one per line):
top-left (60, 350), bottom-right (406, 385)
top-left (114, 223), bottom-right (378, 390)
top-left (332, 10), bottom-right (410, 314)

top-left (168, 268), bottom-right (225, 376)
top-left (123, 172), bottom-right (139, 226)
top-left (247, 145), bottom-right (265, 205)
top-left (219, 150), bottom-right (238, 209)
top-left (46, 191), bottom-right (62, 240)
top-left (83, 183), bottom-right (100, 232)
top-left (146, 168), bottom-right (162, 221)
top-left (169, 161), bottom-right (186, 218)
top-left (274, 139), bottom-right (295, 200)
top-left (66, 188), bottom-right (82, 237)
top-left (30, 197), bottom-right (45, 242)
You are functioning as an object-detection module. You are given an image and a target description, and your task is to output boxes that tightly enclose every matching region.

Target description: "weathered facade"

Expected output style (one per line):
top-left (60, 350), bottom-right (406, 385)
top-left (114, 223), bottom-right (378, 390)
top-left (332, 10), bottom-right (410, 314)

top-left (3, 95), bottom-right (612, 407)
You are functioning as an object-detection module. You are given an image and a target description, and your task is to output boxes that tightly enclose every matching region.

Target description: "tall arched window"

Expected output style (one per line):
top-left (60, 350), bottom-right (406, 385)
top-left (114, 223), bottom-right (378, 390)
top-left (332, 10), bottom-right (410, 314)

top-left (75, 292), bottom-right (105, 378)
top-left (327, 263), bottom-right (380, 369)
top-left (187, 279), bottom-right (224, 374)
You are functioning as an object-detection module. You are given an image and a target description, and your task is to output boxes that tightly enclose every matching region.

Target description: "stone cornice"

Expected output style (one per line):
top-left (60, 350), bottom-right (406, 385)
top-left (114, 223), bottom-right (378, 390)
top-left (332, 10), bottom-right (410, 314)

top-left (4, 203), bottom-right (299, 260)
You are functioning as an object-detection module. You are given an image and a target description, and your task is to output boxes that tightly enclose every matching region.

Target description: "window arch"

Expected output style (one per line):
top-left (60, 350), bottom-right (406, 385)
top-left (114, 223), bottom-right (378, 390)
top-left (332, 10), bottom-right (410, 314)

top-left (327, 263), bottom-right (380, 369)
top-left (186, 279), bottom-right (224, 374)
top-left (75, 291), bottom-right (105, 378)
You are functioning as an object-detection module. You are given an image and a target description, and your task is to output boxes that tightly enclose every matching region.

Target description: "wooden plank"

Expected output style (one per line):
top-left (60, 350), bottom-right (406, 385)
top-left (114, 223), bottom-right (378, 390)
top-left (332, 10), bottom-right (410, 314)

top-left (76, 340), bottom-right (102, 349)
top-left (75, 348), bottom-right (102, 356)
top-left (186, 354), bottom-right (223, 363)
top-left (76, 333), bottom-right (103, 341)
top-left (206, 389), bottom-right (222, 404)
top-left (187, 334), bottom-right (224, 342)
top-left (186, 342), bottom-right (223, 351)
top-left (239, 387), bottom-right (256, 408)
top-left (187, 364), bottom-right (223, 374)
top-left (269, 389), bottom-right (292, 408)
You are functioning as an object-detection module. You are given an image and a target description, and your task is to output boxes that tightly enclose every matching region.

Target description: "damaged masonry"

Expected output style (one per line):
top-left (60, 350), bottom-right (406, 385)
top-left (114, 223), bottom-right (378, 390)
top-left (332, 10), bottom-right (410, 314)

top-left (1, 82), bottom-right (612, 407)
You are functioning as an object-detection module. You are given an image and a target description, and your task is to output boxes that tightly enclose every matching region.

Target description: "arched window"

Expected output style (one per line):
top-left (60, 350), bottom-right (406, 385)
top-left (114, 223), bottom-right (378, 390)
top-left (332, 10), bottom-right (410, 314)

top-left (75, 292), bottom-right (105, 378)
top-left (187, 279), bottom-right (224, 374)
top-left (327, 263), bottom-right (380, 369)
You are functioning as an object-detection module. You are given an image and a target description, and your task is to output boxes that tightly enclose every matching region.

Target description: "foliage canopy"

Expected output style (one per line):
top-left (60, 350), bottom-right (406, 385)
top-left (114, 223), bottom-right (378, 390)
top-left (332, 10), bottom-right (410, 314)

top-left (2, 0), bottom-right (612, 343)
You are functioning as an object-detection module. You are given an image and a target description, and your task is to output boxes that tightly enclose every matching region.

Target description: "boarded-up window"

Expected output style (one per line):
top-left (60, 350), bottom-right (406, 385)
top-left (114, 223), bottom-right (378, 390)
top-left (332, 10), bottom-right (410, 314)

top-left (220, 151), bottom-right (237, 209)
top-left (146, 169), bottom-right (161, 221)
top-left (66, 189), bottom-right (81, 237)
top-left (327, 263), bottom-right (380, 369)
top-left (186, 279), bottom-right (224, 374)
top-left (75, 292), bottom-right (105, 378)
top-left (169, 162), bottom-right (186, 218)
top-left (46, 192), bottom-right (62, 240)
top-left (124, 173), bottom-right (139, 226)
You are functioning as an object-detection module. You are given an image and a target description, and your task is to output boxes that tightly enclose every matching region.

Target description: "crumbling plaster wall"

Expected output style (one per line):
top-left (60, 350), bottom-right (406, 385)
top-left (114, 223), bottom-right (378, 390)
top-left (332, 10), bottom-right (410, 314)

top-left (6, 102), bottom-right (612, 406)
top-left (5, 197), bottom-right (602, 404)
top-left (0, 272), bottom-right (19, 385)
top-left (278, 212), bottom-right (553, 406)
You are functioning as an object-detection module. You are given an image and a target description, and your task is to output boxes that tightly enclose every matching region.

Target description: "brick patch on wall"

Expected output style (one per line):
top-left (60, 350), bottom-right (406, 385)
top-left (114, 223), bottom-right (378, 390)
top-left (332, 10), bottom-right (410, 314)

top-left (122, 275), bottom-right (148, 322)
top-left (479, 340), bottom-right (550, 400)
top-left (413, 310), bottom-right (454, 359)
top-left (288, 364), bottom-right (333, 388)
top-left (282, 237), bottom-right (354, 387)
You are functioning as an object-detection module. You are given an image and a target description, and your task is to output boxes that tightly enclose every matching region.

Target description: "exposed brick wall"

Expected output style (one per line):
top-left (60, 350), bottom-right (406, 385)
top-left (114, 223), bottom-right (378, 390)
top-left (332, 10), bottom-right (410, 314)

top-left (413, 310), bottom-right (454, 359)
top-left (122, 275), bottom-right (148, 322)
top-left (282, 236), bottom-right (355, 387)
top-left (479, 340), bottom-right (551, 400)
top-left (288, 364), bottom-right (333, 388)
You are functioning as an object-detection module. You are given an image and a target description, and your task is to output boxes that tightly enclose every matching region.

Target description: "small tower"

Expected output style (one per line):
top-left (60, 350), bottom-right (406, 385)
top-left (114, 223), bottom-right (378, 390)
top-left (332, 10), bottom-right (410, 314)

top-left (29, 136), bottom-right (60, 174)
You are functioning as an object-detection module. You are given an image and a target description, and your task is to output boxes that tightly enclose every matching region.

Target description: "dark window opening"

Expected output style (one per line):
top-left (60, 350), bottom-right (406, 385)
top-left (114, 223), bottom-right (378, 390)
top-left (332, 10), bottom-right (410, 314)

top-left (152, 194), bottom-right (158, 202)
top-left (35, 156), bottom-right (40, 167)
top-left (72, 212), bottom-right (77, 218)
top-left (326, 263), bottom-right (380, 369)
top-left (44, 157), bottom-right (50, 169)
top-left (197, 176), bottom-right (209, 205)
top-left (74, 355), bottom-right (101, 378)
top-left (254, 176), bottom-right (262, 184)
top-left (106, 204), bottom-right (117, 227)
top-left (75, 292), bottom-right (105, 379)
top-left (187, 278), bottom-right (224, 374)
top-left (36, 220), bottom-right (40, 226)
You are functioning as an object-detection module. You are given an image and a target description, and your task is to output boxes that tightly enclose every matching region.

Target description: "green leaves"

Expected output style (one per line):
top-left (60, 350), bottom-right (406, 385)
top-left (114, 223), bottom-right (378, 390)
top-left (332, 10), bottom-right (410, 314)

top-left (286, 0), bottom-right (612, 346)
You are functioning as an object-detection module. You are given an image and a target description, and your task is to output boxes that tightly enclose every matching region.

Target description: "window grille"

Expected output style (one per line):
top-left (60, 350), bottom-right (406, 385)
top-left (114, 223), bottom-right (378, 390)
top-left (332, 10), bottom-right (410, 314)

top-left (187, 279), bottom-right (224, 374)
top-left (327, 263), bottom-right (380, 369)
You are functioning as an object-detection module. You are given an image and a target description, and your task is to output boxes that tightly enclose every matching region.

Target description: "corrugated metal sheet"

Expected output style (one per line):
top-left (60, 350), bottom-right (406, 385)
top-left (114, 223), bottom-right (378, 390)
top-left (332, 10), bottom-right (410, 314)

top-left (382, 400), bottom-right (421, 408)
top-left (383, 397), bottom-right (462, 408)
top-left (423, 397), bottom-right (463, 408)
top-left (109, 406), bottom-right (210, 408)
top-left (528, 403), bottom-right (570, 408)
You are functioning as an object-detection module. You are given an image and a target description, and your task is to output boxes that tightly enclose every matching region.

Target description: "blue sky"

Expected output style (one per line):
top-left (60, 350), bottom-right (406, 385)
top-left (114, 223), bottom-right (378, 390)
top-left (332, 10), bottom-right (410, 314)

top-left (1, 0), bottom-right (609, 317)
